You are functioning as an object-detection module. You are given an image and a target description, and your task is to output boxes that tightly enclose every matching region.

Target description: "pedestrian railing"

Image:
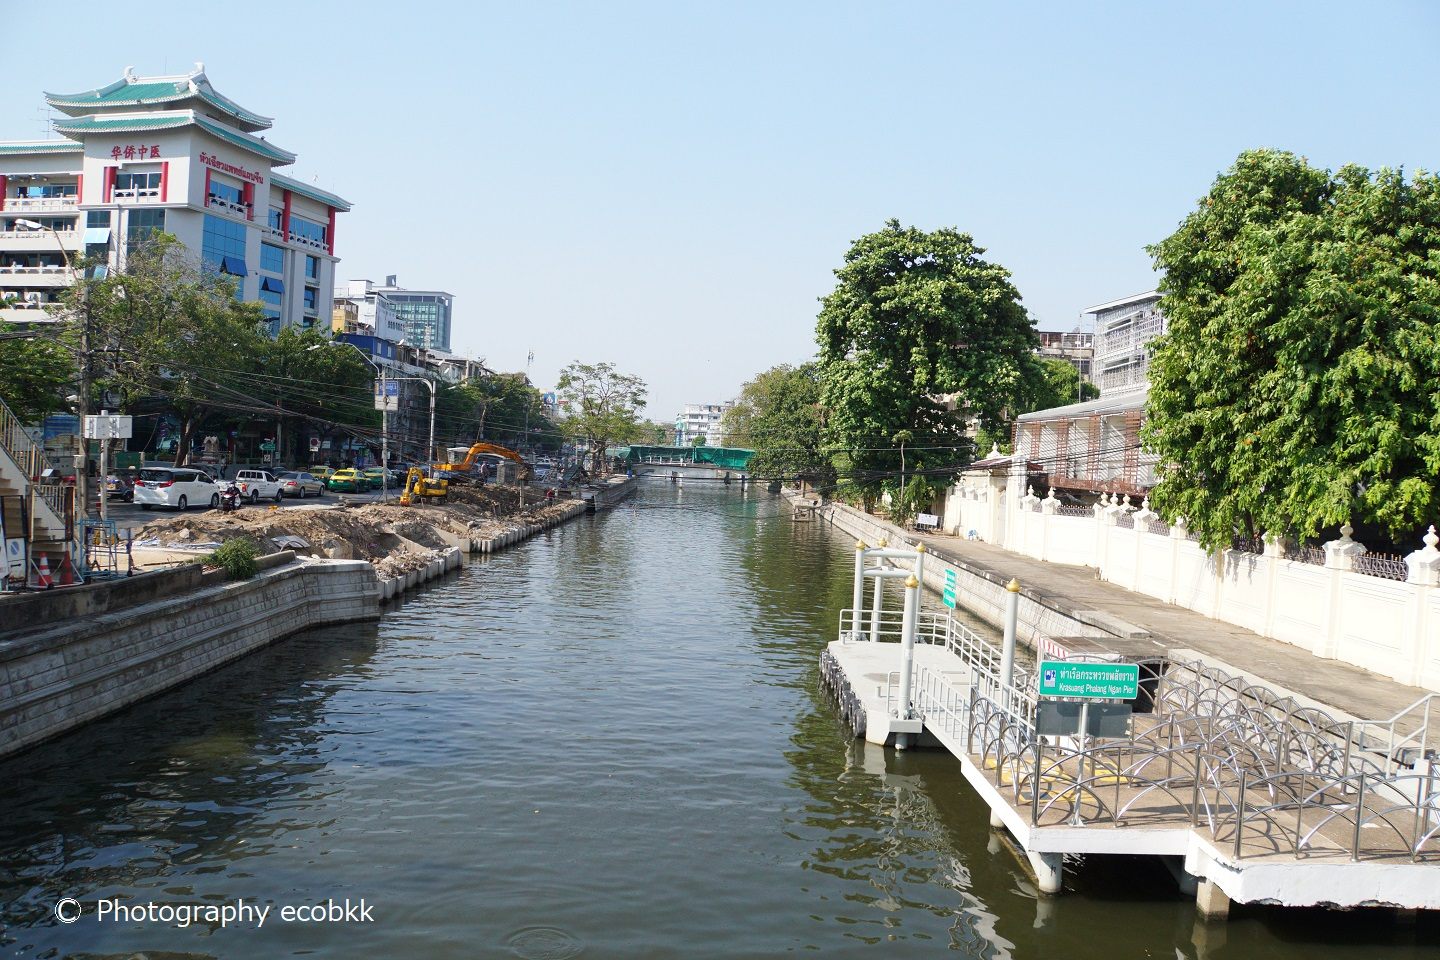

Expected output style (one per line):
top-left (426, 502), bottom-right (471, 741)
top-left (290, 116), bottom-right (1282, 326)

top-left (834, 605), bottom-right (1440, 863)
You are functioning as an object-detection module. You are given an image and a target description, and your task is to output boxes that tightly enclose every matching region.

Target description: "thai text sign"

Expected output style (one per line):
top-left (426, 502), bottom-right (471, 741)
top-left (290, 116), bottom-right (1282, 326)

top-left (1037, 661), bottom-right (1138, 700)
top-left (942, 569), bottom-right (957, 609)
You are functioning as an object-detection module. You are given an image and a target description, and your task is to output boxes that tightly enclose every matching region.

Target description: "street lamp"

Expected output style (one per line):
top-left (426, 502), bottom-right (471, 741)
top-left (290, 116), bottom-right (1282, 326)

top-left (317, 340), bottom-right (412, 502)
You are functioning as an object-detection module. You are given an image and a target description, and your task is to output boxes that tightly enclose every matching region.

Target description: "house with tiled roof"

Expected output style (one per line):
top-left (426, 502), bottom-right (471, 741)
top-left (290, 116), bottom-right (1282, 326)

top-left (0, 62), bottom-right (349, 333)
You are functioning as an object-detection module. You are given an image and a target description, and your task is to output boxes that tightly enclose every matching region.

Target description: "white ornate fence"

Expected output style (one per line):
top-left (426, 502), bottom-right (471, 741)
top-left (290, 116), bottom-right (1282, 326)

top-left (998, 488), bottom-right (1440, 692)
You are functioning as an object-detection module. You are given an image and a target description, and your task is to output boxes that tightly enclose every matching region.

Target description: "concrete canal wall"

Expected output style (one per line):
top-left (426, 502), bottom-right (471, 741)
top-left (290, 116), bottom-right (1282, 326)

top-left (0, 557), bottom-right (378, 760)
top-left (799, 493), bottom-right (1115, 649)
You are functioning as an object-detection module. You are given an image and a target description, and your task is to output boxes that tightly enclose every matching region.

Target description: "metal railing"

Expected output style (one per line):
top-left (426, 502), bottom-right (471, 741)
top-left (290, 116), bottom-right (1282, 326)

top-left (830, 603), bottom-right (1440, 863)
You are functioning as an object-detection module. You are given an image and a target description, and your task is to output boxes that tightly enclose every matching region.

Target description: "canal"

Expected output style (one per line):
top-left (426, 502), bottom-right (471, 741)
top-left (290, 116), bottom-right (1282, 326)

top-left (1, 483), bottom-right (1434, 958)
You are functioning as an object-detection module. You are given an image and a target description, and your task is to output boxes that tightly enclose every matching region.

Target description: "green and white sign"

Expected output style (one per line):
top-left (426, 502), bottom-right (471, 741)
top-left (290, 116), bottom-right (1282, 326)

top-left (1038, 661), bottom-right (1139, 700)
top-left (942, 569), bottom-right (957, 609)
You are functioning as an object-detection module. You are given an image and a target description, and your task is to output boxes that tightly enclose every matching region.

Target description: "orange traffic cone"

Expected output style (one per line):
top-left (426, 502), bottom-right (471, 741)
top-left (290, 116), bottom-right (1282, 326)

top-left (35, 553), bottom-right (52, 588)
top-left (58, 550), bottom-right (75, 586)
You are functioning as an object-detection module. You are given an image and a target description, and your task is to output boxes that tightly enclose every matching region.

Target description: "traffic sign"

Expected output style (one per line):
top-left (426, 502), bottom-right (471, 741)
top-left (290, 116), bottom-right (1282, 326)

top-left (1038, 660), bottom-right (1139, 700)
top-left (260, 441), bottom-right (276, 452)
top-left (942, 568), bottom-right (957, 609)
top-left (374, 379), bottom-right (400, 412)
top-left (83, 414), bottom-right (132, 440)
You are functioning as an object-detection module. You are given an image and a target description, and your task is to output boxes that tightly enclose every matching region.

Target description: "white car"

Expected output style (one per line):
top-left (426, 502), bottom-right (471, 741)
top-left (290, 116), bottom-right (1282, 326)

top-left (234, 469), bottom-right (285, 503)
top-left (133, 467), bottom-right (221, 511)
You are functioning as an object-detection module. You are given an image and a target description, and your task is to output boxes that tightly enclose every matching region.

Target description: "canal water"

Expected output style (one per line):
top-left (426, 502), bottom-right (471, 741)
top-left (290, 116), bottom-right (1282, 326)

top-left (1, 484), bottom-right (1435, 958)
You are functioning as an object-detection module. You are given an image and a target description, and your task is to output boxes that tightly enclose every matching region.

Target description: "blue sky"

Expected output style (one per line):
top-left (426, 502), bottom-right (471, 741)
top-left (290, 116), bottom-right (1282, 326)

top-left (6, 1), bottom-right (1439, 419)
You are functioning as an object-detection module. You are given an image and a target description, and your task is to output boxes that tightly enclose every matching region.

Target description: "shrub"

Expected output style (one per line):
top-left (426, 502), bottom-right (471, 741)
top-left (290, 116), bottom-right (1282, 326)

top-left (205, 538), bottom-right (260, 580)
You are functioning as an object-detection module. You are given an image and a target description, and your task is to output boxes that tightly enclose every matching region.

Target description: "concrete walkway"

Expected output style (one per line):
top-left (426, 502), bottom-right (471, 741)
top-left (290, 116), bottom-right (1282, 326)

top-left (898, 528), bottom-right (1434, 729)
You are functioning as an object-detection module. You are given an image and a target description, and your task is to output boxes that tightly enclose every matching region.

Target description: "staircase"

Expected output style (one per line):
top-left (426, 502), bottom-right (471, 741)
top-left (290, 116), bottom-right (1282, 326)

top-left (0, 395), bottom-right (76, 582)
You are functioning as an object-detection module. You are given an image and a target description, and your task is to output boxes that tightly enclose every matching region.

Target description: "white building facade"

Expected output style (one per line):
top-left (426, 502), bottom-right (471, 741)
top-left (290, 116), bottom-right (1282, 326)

top-left (0, 64), bottom-right (349, 333)
top-left (674, 402), bottom-right (731, 446)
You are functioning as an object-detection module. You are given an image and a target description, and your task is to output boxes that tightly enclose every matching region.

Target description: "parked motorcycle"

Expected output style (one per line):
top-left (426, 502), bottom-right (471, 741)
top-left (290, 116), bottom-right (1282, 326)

top-left (219, 482), bottom-right (242, 514)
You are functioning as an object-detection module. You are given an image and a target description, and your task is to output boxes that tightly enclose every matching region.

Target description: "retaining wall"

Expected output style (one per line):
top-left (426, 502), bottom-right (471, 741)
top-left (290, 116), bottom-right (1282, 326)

top-left (473, 501), bottom-right (588, 554)
top-left (0, 557), bottom-right (378, 759)
top-left (376, 547), bottom-right (465, 602)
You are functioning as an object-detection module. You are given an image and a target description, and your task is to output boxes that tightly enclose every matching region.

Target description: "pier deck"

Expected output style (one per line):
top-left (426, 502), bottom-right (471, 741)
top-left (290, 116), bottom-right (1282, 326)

top-left (822, 629), bottom-right (1440, 913)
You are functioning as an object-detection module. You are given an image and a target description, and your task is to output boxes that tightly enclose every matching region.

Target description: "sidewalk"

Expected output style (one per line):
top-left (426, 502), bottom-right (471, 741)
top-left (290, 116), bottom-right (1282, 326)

top-left (898, 527), bottom-right (1434, 728)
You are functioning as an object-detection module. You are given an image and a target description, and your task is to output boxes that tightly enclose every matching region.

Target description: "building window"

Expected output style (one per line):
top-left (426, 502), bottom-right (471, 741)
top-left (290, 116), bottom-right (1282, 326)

top-left (125, 209), bottom-right (166, 252)
top-left (268, 208), bottom-right (283, 231)
top-left (290, 216), bottom-right (326, 248)
top-left (261, 243), bottom-right (284, 274)
top-left (303, 287), bottom-right (318, 312)
top-left (208, 177), bottom-right (244, 207)
top-left (86, 211), bottom-right (111, 228)
top-left (20, 183), bottom-right (76, 199)
top-left (4, 215), bottom-right (74, 233)
top-left (305, 255), bottom-right (319, 280)
top-left (114, 171), bottom-right (161, 197)
top-left (201, 213), bottom-right (247, 273)
top-left (260, 284), bottom-right (283, 321)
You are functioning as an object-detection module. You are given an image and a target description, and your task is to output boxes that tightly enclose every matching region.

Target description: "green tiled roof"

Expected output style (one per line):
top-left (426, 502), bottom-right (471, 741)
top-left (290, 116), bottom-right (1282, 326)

top-left (270, 172), bottom-right (351, 212)
top-left (50, 112), bottom-right (296, 165)
top-left (51, 114), bottom-right (191, 134)
top-left (47, 80), bottom-right (188, 105)
top-left (45, 73), bottom-right (272, 131)
top-left (0, 140), bottom-right (84, 155)
top-left (193, 117), bottom-right (294, 165)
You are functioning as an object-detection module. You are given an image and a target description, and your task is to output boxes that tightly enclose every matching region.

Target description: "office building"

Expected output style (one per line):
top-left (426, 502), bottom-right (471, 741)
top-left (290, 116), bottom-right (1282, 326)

top-left (0, 63), bottom-right (349, 333)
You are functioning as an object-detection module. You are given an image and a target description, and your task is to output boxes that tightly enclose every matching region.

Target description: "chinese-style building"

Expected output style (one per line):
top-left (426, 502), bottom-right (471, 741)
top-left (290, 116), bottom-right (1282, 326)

top-left (0, 63), bottom-right (349, 334)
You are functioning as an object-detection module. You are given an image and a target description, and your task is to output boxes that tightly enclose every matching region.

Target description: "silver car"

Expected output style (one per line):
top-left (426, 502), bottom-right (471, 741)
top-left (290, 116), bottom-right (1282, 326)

top-left (276, 471), bottom-right (326, 498)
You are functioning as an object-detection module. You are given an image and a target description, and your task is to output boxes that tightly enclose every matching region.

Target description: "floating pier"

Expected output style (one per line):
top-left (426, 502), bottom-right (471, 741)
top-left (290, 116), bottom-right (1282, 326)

top-left (821, 539), bottom-right (1440, 915)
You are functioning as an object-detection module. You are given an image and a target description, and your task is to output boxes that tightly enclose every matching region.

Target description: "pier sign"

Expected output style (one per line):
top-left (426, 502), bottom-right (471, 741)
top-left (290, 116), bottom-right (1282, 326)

top-left (1038, 661), bottom-right (1139, 700)
top-left (942, 569), bottom-right (957, 609)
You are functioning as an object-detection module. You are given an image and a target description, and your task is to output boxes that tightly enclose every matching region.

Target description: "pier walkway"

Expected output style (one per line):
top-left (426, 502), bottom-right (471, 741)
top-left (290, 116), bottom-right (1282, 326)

top-left (820, 595), bottom-right (1440, 916)
top-left (907, 529), bottom-right (1433, 731)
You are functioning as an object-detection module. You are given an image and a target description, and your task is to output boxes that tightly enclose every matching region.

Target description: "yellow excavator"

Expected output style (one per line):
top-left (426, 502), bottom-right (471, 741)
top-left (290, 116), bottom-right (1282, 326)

top-left (400, 467), bottom-right (449, 505)
top-left (433, 442), bottom-right (533, 483)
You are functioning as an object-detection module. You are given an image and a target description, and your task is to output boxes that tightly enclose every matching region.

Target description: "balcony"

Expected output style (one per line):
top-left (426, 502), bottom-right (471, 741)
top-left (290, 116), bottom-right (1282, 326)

top-left (6, 196), bottom-right (77, 212)
top-left (0, 229), bottom-right (80, 253)
top-left (0, 264), bottom-right (68, 277)
top-left (287, 232), bottom-right (327, 251)
top-left (205, 194), bottom-right (253, 218)
top-left (114, 187), bottom-right (163, 204)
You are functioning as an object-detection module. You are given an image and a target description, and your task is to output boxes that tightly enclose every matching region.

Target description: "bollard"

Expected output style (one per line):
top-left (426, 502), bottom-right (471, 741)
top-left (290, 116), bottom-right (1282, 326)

top-left (1000, 579), bottom-right (1020, 705)
top-left (897, 574), bottom-right (920, 721)
top-left (852, 541), bottom-right (867, 640)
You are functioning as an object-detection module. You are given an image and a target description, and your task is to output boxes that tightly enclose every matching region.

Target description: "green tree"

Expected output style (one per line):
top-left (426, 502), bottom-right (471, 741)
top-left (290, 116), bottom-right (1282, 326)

top-left (724, 362), bottom-right (832, 484)
top-left (78, 234), bottom-right (267, 466)
top-left (555, 361), bottom-right (648, 473)
top-left (816, 219), bottom-right (1041, 496)
top-left (0, 324), bottom-right (74, 422)
top-left (1145, 149), bottom-right (1440, 548)
top-left (253, 327), bottom-right (379, 466)
top-left (1028, 357), bottom-right (1098, 411)
top-left (434, 371), bottom-right (556, 452)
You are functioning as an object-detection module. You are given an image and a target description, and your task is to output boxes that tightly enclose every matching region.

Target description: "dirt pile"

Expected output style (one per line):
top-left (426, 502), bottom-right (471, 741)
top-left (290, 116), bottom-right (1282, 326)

top-left (133, 484), bottom-right (580, 578)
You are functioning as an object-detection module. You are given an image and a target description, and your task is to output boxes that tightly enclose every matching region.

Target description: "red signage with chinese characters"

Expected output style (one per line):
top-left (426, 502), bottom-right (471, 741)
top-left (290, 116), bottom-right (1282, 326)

top-left (109, 144), bottom-right (161, 161)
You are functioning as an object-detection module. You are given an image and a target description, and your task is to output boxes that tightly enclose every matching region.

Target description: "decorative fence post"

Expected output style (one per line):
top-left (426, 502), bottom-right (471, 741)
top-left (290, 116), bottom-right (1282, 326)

top-left (1404, 526), bottom-right (1440, 688)
top-left (1318, 522), bottom-right (1366, 660)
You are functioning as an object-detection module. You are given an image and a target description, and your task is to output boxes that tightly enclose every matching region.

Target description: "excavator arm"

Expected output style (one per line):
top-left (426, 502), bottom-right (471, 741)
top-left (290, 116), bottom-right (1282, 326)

top-left (434, 443), bottom-right (533, 481)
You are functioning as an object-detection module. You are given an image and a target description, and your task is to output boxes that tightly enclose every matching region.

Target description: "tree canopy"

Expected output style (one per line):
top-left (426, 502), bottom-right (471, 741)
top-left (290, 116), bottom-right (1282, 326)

top-left (0, 324), bottom-right (73, 422)
top-left (816, 220), bottom-right (1041, 494)
top-left (555, 361), bottom-right (647, 472)
top-left (1145, 148), bottom-right (1440, 548)
top-left (723, 362), bottom-right (830, 483)
top-left (75, 234), bottom-right (268, 465)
